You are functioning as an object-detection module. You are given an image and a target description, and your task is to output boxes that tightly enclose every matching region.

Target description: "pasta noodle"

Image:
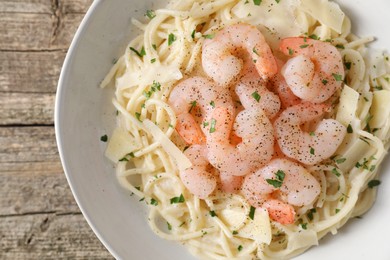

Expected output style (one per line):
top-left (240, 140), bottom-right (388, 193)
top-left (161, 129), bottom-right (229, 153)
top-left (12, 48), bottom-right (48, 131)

top-left (101, 0), bottom-right (390, 259)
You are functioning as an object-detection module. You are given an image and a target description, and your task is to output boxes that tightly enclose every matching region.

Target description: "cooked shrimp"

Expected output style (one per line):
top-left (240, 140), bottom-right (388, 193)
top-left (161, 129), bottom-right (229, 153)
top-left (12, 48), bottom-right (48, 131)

top-left (219, 172), bottom-right (243, 194)
top-left (202, 23), bottom-right (278, 86)
top-left (280, 37), bottom-right (344, 103)
top-left (242, 158), bottom-right (321, 224)
top-left (268, 59), bottom-right (301, 109)
top-left (274, 102), bottom-right (346, 165)
top-left (180, 145), bottom-right (217, 199)
top-left (235, 74), bottom-right (281, 119)
top-left (206, 107), bottom-right (274, 177)
top-left (168, 76), bottom-right (234, 145)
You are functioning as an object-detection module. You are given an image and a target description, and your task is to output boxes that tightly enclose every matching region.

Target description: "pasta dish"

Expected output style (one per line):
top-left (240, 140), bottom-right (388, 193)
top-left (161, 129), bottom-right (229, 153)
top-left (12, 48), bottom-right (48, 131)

top-left (101, 0), bottom-right (390, 259)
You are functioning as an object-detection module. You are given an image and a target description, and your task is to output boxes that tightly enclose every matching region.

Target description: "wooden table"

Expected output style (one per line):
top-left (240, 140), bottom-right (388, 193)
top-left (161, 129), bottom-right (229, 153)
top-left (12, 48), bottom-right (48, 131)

top-left (0, 1), bottom-right (113, 258)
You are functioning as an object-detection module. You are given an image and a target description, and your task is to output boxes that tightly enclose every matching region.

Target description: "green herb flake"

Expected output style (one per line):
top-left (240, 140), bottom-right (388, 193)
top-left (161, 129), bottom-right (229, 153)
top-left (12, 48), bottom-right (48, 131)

top-left (309, 131), bottom-right (315, 136)
top-left (347, 124), bottom-right (353, 133)
top-left (168, 33), bottom-right (176, 46)
top-left (345, 62), bottom-right (352, 70)
top-left (232, 230), bottom-right (238, 235)
top-left (300, 44), bottom-right (309, 48)
top-left (368, 179), bottom-right (381, 188)
top-left (135, 112), bottom-right (142, 122)
top-left (143, 90), bottom-right (152, 99)
top-left (118, 157), bottom-right (129, 162)
top-left (301, 223), bottom-right (308, 230)
top-left (332, 73), bottom-right (343, 81)
top-left (203, 34), bottom-right (214, 39)
top-left (130, 46), bottom-right (146, 57)
top-left (335, 44), bottom-right (345, 49)
top-left (167, 222), bottom-right (172, 231)
top-left (288, 48), bottom-right (294, 56)
top-left (251, 91), bottom-right (261, 102)
top-left (209, 210), bottom-right (217, 217)
top-left (249, 206), bottom-right (256, 220)
top-left (139, 197), bottom-right (145, 202)
top-left (309, 34), bottom-right (319, 40)
top-left (189, 101), bottom-right (197, 113)
top-left (210, 118), bottom-right (217, 133)
top-left (310, 147), bottom-right (315, 155)
top-left (152, 44), bottom-right (157, 50)
top-left (150, 198), bottom-right (158, 206)
top-left (253, 0), bottom-right (262, 5)
top-left (170, 194), bottom-right (185, 204)
top-left (322, 79), bottom-right (328, 85)
top-left (253, 47), bottom-right (260, 56)
top-left (151, 81), bottom-right (161, 91)
top-left (307, 208), bottom-right (316, 221)
top-left (266, 170), bottom-right (285, 188)
top-left (100, 135), bottom-right (108, 142)
top-left (332, 168), bottom-right (341, 177)
top-left (244, 0), bottom-right (249, 4)
top-left (203, 121), bottom-right (209, 128)
top-left (151, 58), bottom-right (156, 63)
top-left (237, 245), bottom-right (243, 251)
top-left (374, 85), bottom-right (383, 90)
top-left (191, 29), bottom-right (196, 39)
top-left (275, 0), bottom-right (281, 3)
top-left (145, 10), bottom-right (156, 19)
top-left (210, 100), bottom-right (215, 108)
top-left (336, 157), bottom-right (346, 164)
top-left (335, 209), bottom-right (340, 214)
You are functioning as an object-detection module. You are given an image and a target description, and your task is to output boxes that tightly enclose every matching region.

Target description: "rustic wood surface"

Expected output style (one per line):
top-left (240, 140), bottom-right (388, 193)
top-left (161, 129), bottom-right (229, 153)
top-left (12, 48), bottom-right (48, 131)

top-left (0, 0), bottom-right (113, 259)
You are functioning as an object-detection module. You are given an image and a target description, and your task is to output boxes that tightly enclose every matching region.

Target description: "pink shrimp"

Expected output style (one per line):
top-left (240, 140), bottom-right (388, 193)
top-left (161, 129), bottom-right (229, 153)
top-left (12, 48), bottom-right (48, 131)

top-left (219, 172), bottom-right (243, 194)
top-left (274, 102), bottom-right (347, 165)
top-left (242, 158), bottom-right (321, 225)
top-left (202, 23), bottom-right (278, 86)
top-left (206, 106), bottom-right (274, 177)
top-left (180, 145), bottom-right (217, 199)
top-left (280, 37), bottom-right (345, 103)
top-left (168, 76), bottom-right (234, 145)
top-left (235, 74), bottom-right (281, 119)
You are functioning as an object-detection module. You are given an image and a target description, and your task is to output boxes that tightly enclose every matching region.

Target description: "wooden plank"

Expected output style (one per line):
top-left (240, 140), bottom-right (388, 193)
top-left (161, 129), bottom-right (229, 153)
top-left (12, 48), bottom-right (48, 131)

top-left (0, 0), bottom-right (93, 14)
top-left (0, 12), bottom-right (84, 51)
top-left (0, 51), bottom-right (66, 93)
top-left (0, 213), bottom-right (113, 259)
top-left (0, 93), bottom-right (54, 125)
top-left (0, 0), bottom-right (51, 13)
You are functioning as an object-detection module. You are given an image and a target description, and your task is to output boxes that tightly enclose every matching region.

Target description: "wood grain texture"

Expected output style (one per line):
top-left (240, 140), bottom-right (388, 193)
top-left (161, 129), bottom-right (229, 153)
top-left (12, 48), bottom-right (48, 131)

top-left (0, 0), bottom-right (113, 258)
top-left (0, 51), bottom-right (65, 93)
top-left (0, 93), bottom-right (54, 125)
top-left (0, 214), bottom-right (113, 259)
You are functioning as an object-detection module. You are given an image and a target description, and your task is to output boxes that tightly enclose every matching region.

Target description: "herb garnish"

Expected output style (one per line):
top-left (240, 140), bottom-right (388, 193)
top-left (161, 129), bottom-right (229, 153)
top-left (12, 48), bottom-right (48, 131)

top-left (130, 46), bottom-right (146, 57)
top-left (150, 198), bottom-right (158, 206)
top-left (168, 33), bottom-right (176, 46)
top-left (189, 101), bottom-right (197, 113)
top-left (266, 170), bottom-right (285, 188)
top-left (288, 48), bottom-right (294, 56)
top-left (368, 179), bottom-right (381, 188)
top-left (253, 0), bottom-right (262, 5)
top-left (209, 210), bottom-right (217, 217)
top-left (347, 124), bottom-right (353, 133)
top-left (100, 135), bottom-right (108, 142)
top-left (145, 10), bottom-right (156, 19)
top-left (237, 245), bottom-right (243, 251)
top-left (210, 118), bottom-right (217, 133)
top-left (332, 73), bottom-right (343, 81)
top-left (210, 100), bottom-right (215, 108)
top-left (310, 147), bottom-right (315, 155)
top-left (251, 91), bottom-right (261, 102)
top-left (170, 194), bottom-right (185, 204)
top-left (249, 206), bottom-right (256, 220)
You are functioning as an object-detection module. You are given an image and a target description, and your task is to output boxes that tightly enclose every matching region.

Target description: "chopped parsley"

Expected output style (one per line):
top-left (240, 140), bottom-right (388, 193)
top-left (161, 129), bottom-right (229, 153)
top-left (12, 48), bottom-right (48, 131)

top-left (249, 206), bottom-right (256, 220)
top-left (100, 135), bottom-right (108, 142)
top-left (189, 101), bottom-right (197, 113)
top-left (168, 33), bottom-right (176, 46)
top-left (266, 170), bottom-right (285, 188)
top-left (232, 230), bottom-right (238, 235)
top-left (253, 47), bottom-right (260, 56)
top-left (310, 147), bottom-right (315, 155)
top-left (237, 245), bottom-right (243, 251)
top-left (150, 198), bottom-right (158, 206)
top-left (145, 10), bottom-right (156, 19)
top-left (251, 91), bottom-right (261, 102)
top-left (309, 34), bottom-right (319, 40)
top-left (143, 90), bottom-right (152, 99)
top-left (203, 34), bottom-right (214, 39)
top-left (309, 131), bottom-right (315, 136)
top-left (203, 121), bottom-right (209, 128)
top-left (275, 0), bottom-right (281, 3)
top-left (210, 100), bottom-right (215, 108)
top-left (307, 208), bottom-right (316, 221)
top-left (347, 124), bottom-right (353, 133)
top-left (335, 44), bottom-right (345, 49)
top-left (152, 44), bottom-right (157, 50)
top-left (150, 58), bottom-right (156, 63)
top-left (322, 79), bottom-right (328, 85)
top-left (170, 194), bottom-right (185, 204)
top-left (130, 46), bottom-right (146, 57)
top-left (135, 112), bottom-right (142, 122)
top-left (368, 180), bottom-right (381, 188)
top-left (335, 209), bottom-right (340, 214)
top-left (151, 81), bottom-right (161, 91)
top-left (210, 118), bottom-right (217, 133)
top-left (300, 223), bottom-right (308, 230)
top-left (191, 29), bottom-right (196, 39)
top-left (288, 48), bottom-right (294, 56)
top-left (209, 210), bottom-right (217, 217)
top-left (300, 44), bottom-right (309, 48)
top-left (345, 61), bottom-right (352, 70)
top-left (335, 157), bottom-right (346, 164)
top-left (332, 73), bottom-right (343, 81)
top-left (167, 222), bottom-right (172, 231)
top-left (253, 0), bottom-right (262, 5)
top-left (331, 168), bottom-right (341, 177)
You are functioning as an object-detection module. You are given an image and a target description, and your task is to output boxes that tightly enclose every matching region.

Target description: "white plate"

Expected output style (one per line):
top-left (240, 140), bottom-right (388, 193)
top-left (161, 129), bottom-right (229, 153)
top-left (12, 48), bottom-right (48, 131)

top-left (55, 0), bottom-right (390, 259)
